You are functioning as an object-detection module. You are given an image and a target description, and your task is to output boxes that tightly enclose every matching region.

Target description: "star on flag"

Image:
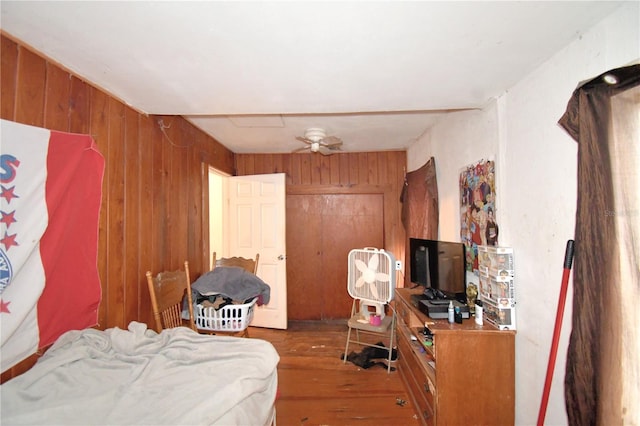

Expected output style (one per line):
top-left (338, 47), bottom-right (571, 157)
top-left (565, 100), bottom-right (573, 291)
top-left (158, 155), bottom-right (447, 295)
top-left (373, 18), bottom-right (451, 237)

top-left (1, 210), bottom-right (17, 228)
top-left (1, 185), bottom-right (19, 203)
top-left (1, 232), bottom-right (19, 250)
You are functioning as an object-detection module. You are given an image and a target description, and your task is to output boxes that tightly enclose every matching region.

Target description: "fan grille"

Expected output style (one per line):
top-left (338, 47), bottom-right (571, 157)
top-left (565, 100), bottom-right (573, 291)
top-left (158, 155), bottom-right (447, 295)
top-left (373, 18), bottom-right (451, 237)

top-left (347, 248), bottom-right (396, 304)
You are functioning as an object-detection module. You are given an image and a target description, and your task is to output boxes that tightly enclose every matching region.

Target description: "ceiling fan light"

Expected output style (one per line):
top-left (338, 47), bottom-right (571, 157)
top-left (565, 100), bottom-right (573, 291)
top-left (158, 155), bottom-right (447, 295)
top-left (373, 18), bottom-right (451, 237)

top-left (310, 142), bottom-right (320, 152)
top-left (304, 128), bottom-right (326, 142)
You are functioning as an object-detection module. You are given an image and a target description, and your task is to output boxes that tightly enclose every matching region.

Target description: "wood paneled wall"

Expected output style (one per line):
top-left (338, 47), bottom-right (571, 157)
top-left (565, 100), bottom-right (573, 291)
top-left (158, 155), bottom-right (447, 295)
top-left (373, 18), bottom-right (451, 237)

top-left (1, 34), bottom-right (233, 379)
top-left (235, 151), bottom-right (407, 268)
top-left (0, 32), bottom-right (409, 379)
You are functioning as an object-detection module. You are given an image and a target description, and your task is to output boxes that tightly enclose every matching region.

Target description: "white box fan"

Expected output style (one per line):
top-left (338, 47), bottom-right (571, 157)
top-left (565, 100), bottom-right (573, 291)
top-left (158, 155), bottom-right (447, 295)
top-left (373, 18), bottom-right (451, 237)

top-left (347, 247), bottom-right (396, 320)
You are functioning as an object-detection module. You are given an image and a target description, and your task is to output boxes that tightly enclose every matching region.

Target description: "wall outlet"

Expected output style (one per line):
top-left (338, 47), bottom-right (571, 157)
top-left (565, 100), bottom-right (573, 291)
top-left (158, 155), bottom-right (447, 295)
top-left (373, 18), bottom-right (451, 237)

top-left (395, 260), bottom-right (402, 270)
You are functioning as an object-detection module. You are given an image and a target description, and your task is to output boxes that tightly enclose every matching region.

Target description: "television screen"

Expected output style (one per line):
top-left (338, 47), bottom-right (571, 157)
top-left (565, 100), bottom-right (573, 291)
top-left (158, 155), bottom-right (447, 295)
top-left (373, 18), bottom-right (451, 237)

top-left (409, 238), bottom-right (431, 287)
top-left (409, 238), bottom-right (467, 301)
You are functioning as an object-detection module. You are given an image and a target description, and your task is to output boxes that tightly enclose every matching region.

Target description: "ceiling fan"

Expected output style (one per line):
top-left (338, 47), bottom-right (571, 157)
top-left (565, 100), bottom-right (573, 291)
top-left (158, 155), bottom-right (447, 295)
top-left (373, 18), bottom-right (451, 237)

top-left (293, 128), bottom-right (343, 155)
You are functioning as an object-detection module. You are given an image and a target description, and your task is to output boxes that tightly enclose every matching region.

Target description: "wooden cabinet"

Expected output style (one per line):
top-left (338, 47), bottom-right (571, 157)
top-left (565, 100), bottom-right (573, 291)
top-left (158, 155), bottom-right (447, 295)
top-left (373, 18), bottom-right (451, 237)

top-left (395, 288), bottom-right (515, 425)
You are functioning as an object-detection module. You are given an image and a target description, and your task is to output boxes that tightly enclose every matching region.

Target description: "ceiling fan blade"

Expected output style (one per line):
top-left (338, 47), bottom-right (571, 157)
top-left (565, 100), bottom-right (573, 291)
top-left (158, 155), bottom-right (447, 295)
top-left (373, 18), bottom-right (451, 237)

top-left (292, 146), bottom-right (310, 153)
top-left (317, 145), bottom-right (334, 155)
top-left (296, 136), bottom-right (313, 145)
top-left (321, 136), bottom-right (343, 147)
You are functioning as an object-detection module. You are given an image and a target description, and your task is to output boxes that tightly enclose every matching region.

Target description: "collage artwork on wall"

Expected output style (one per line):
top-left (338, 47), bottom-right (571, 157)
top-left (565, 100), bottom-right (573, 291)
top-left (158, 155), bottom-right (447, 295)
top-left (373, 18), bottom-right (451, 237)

top-left (459, 159), bottom-right (498, 272)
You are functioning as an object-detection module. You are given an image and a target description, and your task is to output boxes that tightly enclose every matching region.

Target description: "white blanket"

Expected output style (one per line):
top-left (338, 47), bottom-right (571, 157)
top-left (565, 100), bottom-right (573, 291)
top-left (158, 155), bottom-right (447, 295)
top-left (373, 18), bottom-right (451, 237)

top-left (1, 322), bottom-right (279, 425)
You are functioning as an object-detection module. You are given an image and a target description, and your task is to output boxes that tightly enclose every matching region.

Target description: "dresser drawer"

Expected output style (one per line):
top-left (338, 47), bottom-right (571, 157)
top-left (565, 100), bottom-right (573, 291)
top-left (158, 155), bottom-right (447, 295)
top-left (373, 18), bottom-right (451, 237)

top-left (399, 357), bottom-right (434, 425)
top-left (397, 331), bottom-right (436, 425)
top-left (395, 296), bottom-right (413, 327)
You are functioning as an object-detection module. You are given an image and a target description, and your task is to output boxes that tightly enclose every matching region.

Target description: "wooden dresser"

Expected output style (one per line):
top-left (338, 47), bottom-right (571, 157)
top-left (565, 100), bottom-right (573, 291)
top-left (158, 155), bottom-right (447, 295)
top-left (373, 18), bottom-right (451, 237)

top-left (395, 288), bottom-right (515, 425)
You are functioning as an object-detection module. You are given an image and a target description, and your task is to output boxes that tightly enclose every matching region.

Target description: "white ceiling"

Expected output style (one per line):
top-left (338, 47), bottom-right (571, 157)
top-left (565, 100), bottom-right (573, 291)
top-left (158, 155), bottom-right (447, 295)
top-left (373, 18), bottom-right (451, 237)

top-left (0, 1), bottom-right (624, 154)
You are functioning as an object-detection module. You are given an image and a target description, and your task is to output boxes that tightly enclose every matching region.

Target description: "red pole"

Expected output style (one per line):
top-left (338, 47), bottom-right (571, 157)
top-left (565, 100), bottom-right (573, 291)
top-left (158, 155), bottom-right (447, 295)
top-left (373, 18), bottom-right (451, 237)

top-left (537, 240), bottom-right (575, 426)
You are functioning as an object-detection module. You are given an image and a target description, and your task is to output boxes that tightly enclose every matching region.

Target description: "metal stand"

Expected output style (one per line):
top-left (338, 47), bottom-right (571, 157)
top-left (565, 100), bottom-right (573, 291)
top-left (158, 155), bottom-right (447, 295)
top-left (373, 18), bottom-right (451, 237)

top-left (343, 299), bottom-right (396, 373)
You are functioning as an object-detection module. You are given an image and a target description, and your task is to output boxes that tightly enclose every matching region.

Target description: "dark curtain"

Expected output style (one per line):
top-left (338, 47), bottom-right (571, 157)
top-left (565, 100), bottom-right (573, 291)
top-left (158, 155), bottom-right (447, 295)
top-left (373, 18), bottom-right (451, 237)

top-left (400, 157), bottom-right (438, 287)
top-left (559, 64), bottom-right (639, 425)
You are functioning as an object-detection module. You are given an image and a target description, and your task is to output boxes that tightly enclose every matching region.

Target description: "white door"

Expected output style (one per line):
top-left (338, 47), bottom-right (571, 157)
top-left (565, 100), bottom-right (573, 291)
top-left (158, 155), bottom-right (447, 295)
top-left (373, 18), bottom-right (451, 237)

top-left (227, 173), bottom-right (287, 329)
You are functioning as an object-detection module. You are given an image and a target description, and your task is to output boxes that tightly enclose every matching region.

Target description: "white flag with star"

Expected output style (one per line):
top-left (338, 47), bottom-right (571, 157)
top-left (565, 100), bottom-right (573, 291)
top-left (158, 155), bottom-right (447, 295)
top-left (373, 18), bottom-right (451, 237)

top-left (1, 119), bottom-right (104, 372)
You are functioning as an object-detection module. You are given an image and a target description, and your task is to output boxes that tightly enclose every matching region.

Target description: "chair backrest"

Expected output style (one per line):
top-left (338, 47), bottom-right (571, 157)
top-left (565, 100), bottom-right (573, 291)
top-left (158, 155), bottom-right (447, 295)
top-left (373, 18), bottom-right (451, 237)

top-left (146, 261), bottom-right (196, 333)
top-left (211, 252), bottom-right (259, 274)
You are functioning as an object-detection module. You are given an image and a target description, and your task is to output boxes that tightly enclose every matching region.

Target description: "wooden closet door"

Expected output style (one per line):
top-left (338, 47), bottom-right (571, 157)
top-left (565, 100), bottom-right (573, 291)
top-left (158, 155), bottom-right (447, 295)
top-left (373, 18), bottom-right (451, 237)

top-left (286, 195), bottom-right (324, 320)
top-left (287, 193), bottom-right (384, 320)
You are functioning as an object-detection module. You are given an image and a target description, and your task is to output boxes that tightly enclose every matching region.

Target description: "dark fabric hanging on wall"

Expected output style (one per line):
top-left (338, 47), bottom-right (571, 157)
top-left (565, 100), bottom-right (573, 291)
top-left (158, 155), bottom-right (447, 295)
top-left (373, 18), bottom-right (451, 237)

top-left (559, 64), bottom-right (639, 426)
top-left (400, 157), bottom-right (439, 287)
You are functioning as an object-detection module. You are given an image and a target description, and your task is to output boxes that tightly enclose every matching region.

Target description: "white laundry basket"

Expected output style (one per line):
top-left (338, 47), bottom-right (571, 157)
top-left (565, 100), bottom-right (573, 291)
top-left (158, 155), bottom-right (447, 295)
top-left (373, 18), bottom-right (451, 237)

top-left (195, 297), bottom-right (258, 332)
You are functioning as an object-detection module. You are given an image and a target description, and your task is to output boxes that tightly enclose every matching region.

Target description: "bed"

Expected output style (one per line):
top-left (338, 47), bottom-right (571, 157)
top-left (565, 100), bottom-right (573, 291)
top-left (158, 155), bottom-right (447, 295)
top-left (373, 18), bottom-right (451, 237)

top-left (0, 321), bottom-right (279, 425)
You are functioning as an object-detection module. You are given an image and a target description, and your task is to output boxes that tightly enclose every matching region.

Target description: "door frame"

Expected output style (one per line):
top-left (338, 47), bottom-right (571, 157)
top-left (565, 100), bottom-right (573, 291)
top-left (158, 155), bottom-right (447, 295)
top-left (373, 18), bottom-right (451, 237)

top-left (205, 166), bottom-right (231, 269)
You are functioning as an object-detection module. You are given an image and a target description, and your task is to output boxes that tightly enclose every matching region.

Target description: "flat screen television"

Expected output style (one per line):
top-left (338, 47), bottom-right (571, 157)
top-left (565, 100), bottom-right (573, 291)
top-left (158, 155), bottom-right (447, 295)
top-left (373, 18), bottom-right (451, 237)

top-left (409, 238), bottom-right (467, 302)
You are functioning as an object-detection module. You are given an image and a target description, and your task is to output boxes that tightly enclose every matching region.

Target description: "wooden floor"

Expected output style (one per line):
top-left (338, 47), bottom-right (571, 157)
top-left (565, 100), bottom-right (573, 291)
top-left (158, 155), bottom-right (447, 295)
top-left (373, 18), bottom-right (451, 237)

top-left (249, 321), bottom-right (420, 426)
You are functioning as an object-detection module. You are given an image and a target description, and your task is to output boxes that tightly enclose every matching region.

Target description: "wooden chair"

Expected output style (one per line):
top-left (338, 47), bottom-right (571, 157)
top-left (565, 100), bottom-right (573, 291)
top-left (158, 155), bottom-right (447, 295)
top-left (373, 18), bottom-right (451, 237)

top-left (198, 252), bottom-right (260, 337)
top-left (212, 252), bottom-right (259, 274)
top-left (146, 260), bottom-right (196, 333)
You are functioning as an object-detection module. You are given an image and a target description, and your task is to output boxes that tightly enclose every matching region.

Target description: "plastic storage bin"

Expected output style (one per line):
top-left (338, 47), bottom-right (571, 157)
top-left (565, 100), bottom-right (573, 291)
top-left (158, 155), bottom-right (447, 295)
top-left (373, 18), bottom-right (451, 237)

top-left (195, 297), bottom-right (258, 332)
